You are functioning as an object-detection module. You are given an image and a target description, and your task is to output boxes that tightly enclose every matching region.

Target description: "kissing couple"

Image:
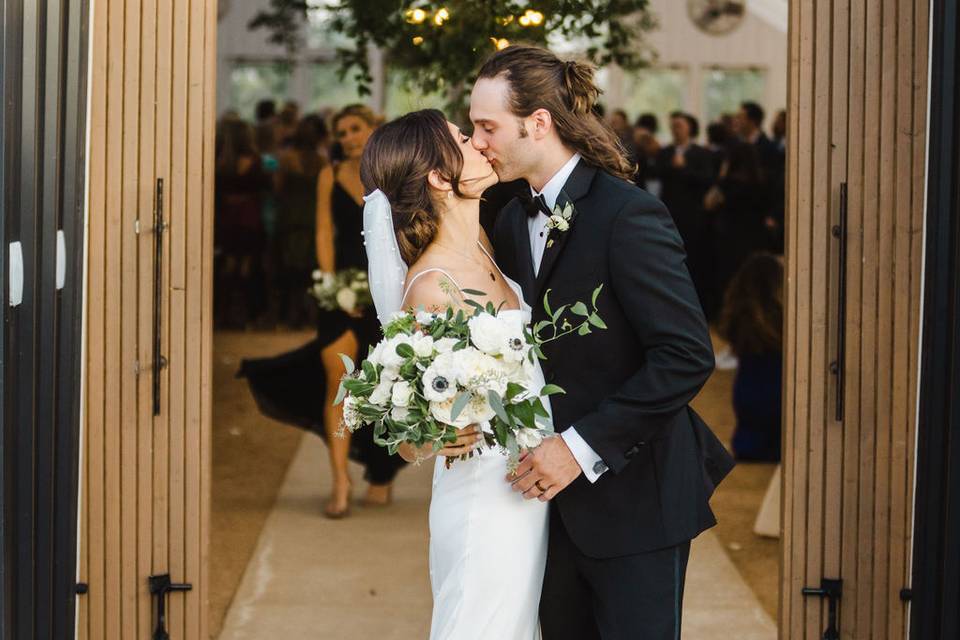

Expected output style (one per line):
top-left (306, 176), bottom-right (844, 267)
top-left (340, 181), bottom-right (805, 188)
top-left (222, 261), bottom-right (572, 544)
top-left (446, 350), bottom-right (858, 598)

top-left (357, 45), bottom-right (734, 640)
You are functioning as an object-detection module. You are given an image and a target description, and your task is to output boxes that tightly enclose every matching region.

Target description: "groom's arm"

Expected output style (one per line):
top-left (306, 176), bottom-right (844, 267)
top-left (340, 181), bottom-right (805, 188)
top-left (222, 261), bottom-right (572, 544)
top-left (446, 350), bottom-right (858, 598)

top-left (574, 197), bottom-right (715, 475)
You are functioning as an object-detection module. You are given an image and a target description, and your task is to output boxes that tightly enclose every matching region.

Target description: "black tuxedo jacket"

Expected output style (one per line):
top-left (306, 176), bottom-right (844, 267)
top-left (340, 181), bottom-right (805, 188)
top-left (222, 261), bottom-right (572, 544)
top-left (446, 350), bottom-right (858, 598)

top-left (493, 160), bottom-right (734, 559)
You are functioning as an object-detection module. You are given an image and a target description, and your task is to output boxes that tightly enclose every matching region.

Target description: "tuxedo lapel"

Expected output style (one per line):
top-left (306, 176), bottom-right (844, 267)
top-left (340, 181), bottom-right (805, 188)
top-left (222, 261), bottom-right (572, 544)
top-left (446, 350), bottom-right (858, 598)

top-left (533, 162), bottom-right (597, 303)
top-left (513, 207), bottom-right (537, 304)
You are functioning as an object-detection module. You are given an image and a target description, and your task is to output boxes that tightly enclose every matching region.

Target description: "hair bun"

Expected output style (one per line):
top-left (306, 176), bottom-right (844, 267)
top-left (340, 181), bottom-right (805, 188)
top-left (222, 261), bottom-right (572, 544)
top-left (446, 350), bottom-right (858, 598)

top-left (562, 60), bottom-right (599, 115)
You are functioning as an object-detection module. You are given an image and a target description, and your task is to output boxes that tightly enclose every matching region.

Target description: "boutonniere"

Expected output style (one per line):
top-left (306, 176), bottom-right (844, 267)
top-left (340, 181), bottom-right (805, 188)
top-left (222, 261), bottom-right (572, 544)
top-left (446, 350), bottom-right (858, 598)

top-left (545, 201), bottom-right (574, 233)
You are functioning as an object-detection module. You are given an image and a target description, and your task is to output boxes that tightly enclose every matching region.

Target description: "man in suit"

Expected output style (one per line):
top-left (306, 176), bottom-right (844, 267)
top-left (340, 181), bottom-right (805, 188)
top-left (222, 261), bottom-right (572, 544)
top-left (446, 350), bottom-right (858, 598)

top-left (655, 111), bottom-right (717, 319)
top-left (470, 45), bottom-right (734, 640)
top-left (735, 101), bottom-right (786, 252)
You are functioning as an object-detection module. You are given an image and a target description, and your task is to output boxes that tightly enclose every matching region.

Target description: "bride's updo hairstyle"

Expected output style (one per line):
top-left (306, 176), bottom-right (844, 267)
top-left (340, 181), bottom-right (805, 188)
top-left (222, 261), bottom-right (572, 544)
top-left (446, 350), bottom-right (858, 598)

top-left (477, 45), bottom-right (636, 181)
top-left (360, 109), bottom-right (474, 265)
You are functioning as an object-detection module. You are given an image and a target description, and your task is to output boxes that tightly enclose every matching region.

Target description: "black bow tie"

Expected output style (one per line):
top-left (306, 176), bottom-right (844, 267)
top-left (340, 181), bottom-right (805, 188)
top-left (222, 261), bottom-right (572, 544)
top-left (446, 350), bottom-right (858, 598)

top-left (519, 193), bottom-right (552, 219)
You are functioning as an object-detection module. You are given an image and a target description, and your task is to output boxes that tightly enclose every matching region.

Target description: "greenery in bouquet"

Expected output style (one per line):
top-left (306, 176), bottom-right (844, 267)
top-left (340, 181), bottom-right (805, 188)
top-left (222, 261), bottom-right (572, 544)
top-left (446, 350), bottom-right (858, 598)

top-left (310, 268), bottom-right (373, 314)
top-left (334, 286), bottom-right (605, 470)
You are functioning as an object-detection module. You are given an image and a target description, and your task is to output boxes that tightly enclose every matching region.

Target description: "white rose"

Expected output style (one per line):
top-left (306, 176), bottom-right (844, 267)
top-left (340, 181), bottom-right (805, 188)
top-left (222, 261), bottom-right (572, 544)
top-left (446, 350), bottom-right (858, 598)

top-left (466, 394), bottom-right (496, 424)
top-left (342, 396), bottom-right (362, 429)
top-left (430, 397), bottom-right (472, 428)
top-left (468, 313), bottom-right (510, 356)
top-left (411, 333), bottom-right (435, 358)
top-left (368, 378), bottom-right (394, 406)
top-left (434, 337), bottom-right (459, 354)
top-left (390, 406), bottom-right (410, 422)
top-left (391, 380), bottom-right (414, 407)
top-left (336, 287), bottom-right (358, 313)
top-left (457, 349), bottom-right (508, 397)
top-left (422, 352), bottom-right (460, 402)
top-left (380, 335), bottom-right (412, 373)
top-left (416, 310), bottom-right (437, 325)
top-left (367, 340), bottom-right (387, 367)
top-left (516, 428), bottom-right (545, 450)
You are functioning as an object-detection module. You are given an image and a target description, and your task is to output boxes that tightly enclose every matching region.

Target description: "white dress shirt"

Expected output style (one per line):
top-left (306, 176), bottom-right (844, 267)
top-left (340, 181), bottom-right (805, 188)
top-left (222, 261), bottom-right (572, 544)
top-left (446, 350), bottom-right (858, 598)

top-left (527, 153), bottom-right (608, 483)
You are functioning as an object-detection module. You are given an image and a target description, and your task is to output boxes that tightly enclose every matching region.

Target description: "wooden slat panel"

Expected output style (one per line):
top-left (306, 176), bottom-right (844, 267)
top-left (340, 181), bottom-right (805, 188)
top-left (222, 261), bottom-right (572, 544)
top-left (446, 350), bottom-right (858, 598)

top-left (103, 0), bottom-right (125, 635)
top-left (80, 0), bottom-right (110, 635)
top-left (184, 0), bottom-right (207, 634)
top-left (840, 1), bottom-right (867, 636)
top-left (167, 0), bottom-right (190, 635)
top-left (780, 0), bottom-right (802, 625)
top-left (136, 0), bottom-right (158, 636)
top-left (80, 0), bottom-right (215, 636)
top-left (120, 0), bottom-right (142, 635)
top-left (784, 1), bottom-right (929, 638)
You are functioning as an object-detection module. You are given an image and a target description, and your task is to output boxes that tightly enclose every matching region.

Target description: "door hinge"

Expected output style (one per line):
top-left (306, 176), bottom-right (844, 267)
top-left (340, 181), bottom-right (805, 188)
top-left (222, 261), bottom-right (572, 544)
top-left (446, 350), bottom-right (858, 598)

top-left (149, 573), bottom-right (192, 640)
top-left (802, 578), bottom-right (842, 640)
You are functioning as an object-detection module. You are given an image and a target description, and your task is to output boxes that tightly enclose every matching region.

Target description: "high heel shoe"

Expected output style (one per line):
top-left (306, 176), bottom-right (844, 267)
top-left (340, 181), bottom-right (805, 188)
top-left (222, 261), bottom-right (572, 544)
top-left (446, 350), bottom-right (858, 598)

top-left (324, 483), bottom-right (352, 519)
top-left (361, 484), bottom-right (393, 508)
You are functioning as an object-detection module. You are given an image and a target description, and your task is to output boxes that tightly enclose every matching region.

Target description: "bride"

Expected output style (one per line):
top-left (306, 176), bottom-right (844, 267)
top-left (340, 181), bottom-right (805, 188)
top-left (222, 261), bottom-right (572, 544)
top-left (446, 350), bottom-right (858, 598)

top-left (359, 109), bottom-right (549, 639)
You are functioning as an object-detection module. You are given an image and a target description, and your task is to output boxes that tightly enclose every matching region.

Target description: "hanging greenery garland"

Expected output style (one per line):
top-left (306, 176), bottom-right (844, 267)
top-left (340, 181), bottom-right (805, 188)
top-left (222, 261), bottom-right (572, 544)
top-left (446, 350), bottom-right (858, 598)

top-left (250, 1), bottom-right (657, 111)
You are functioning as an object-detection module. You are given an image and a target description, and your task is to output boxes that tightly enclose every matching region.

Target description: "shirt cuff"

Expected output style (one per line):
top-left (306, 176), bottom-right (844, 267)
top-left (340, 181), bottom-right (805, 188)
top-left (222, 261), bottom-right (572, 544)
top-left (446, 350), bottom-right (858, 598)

top-left (561, 427), bottom-right (608, 483)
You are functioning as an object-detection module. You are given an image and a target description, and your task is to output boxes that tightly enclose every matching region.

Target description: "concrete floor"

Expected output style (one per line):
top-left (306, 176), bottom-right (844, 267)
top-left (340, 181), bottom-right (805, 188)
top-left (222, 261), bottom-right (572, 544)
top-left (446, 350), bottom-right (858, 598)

top-left (211, 330), bottom-right (781, 638)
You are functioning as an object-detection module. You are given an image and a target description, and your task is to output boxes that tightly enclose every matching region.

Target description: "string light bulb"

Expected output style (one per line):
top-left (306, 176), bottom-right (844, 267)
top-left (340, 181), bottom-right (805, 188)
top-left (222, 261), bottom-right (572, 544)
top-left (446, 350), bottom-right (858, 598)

top-left (519, 9), bottom-right (544, 27)
top-left (412, 35), bottom-right (424, 45)
top-left (490, 37), bottom-right (510, 50)
top-left (433, 7), bottom-right (450, 25)
top-left (405, 7), bottom-right (427, 24)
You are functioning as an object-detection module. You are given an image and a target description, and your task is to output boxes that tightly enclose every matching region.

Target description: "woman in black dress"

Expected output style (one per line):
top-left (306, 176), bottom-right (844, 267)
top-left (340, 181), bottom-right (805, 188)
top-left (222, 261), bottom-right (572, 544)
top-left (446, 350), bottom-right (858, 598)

top-left (315, 104), bottom-right (403, 518)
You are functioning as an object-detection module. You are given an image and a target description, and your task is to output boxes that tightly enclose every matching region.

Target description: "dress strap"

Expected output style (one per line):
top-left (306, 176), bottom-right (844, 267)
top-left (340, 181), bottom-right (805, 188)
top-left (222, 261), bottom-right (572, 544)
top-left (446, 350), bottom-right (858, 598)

top-left (401, 268), bottom-right (462, 307)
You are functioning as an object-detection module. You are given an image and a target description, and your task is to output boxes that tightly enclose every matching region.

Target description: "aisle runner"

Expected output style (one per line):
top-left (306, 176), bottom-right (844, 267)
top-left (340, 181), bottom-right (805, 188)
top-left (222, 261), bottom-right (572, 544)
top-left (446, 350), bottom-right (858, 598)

top-left (218, 436), bottom-right (775, 639)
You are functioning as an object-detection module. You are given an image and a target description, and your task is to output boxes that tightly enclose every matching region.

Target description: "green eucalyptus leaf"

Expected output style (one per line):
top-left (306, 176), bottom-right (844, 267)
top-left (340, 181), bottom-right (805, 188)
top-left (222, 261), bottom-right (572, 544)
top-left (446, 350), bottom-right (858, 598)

top-left (571, 301), bottom-right (589, 317)
top-left (539, 384), bottom-right (566, 396)
top-left (578, 323), bottom-right (592, 336)
top-left (450, 391), bottom-right (473, 422)
top-left (591, 284), bottom-right (604, 307)
top-left (338, 353), bottom-right (355, 375)
top-left (333, 382), bottom-right (348, 406)
top-left (588, 313), bottom-right (608, 329)
top-left (461, 288), bottom-right (487, 297)
top-left (395, 342), bottom-right (415, 358)
top-left (543, 289), bottom-right (554, 317)
top-left (487, 390), bottom-right (511, 425)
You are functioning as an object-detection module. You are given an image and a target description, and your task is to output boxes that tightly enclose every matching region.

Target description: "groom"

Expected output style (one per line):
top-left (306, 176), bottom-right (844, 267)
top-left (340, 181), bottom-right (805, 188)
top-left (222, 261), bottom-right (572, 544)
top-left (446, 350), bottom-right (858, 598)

top-left (470, 46), bottom-right (735, 639)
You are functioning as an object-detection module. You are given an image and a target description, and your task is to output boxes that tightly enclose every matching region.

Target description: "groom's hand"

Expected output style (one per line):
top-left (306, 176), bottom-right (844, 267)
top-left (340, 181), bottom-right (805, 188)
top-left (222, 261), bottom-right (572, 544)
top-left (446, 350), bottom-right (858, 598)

top-left (507, 437), bottom-right (582, 501)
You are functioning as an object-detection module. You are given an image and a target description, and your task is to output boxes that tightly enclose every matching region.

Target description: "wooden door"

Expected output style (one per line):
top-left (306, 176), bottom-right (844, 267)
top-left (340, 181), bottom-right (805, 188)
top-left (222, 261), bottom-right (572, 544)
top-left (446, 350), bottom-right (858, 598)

top-left (782, 0), bottom-right (928, 638)
top-left (77, 0), bottom-right (216, 638)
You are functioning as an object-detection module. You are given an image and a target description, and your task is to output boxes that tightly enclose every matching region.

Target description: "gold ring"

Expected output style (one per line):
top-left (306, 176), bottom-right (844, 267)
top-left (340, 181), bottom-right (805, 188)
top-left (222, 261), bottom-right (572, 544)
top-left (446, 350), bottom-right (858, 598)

top-left (535, 480), bottom-right (547, 492)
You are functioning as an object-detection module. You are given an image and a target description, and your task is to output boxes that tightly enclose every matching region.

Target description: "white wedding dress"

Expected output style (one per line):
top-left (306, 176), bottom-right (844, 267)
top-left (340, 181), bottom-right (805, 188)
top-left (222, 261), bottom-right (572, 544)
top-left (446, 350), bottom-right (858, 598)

top-left (403, 247), bottom-right (550, 640)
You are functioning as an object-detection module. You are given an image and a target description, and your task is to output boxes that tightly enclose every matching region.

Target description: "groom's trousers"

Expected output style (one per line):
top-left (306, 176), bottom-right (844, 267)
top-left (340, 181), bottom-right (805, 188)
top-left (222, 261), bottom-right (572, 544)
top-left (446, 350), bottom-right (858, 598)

top-left (539, 507), bottom-right (691, 640)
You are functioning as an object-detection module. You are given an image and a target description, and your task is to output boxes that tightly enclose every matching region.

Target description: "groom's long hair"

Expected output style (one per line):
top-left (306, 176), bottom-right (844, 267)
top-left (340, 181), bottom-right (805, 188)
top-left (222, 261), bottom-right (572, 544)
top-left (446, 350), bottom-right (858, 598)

top-left (476, 46), bottom-right (636, 181)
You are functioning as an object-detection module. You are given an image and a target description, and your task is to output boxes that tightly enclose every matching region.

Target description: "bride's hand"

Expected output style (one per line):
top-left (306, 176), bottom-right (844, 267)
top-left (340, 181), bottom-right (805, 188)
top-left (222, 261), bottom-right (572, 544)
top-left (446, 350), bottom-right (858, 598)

top-left (436, 425), bottom-right (484, 458)
top-left (397, 425), bottom-right (483, 463)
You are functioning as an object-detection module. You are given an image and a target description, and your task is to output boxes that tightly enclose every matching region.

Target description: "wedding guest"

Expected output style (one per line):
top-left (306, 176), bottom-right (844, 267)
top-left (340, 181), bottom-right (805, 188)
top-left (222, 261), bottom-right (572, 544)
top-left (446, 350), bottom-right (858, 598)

top-left (656, 111), bottom-right (716, 317)
top-left (706, 120), bottom-right (732, 177)
top-left (274, 116), bottom-right (323, 328)
top-left (609, 108), bottom-right (638, 162)
top-left (214, 115), bottom-right (268, 328)
top-left (718, 253), bottom-right (783, 462)
top-left (735, 101), bottom-right (785, 253)
top-left (704, 142), bottom-right (768, 305)
top-left (314, 104), bottom-right (402, 518)
top-left (256, 121), bottom-right (281, 327)
top-left (275, 100), bottom-right (300, 147)
top-left (633, 112), bottom-right (661, 193)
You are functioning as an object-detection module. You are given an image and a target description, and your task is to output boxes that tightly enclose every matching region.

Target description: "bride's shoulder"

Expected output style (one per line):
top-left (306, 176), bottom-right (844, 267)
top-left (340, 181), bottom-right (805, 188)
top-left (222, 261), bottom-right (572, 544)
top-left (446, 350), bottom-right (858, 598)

top-left (403, 263), bottom-right (461, 312)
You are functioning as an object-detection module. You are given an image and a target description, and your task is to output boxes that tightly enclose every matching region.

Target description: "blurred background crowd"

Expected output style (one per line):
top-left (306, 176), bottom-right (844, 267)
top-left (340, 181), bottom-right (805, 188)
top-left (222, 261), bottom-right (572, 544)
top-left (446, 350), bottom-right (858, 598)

top-left (215, 97), bottom-right (785, 464)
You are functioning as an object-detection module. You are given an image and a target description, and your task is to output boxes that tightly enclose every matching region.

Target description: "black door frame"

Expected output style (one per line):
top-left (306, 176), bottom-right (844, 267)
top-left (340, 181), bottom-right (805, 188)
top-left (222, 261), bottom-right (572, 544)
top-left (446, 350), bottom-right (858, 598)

top-left (0, 1), bottom-right (89, 638)
top-left (910, 0), bottom-right (960, 638)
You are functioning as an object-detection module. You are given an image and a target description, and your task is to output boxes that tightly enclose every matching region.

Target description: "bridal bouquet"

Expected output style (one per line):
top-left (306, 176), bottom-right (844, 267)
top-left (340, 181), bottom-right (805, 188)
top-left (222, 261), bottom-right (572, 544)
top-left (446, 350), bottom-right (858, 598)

top-left (334, 287), bottom-right (605, 469)
top-left (310, 268), bottom-right (372, 314)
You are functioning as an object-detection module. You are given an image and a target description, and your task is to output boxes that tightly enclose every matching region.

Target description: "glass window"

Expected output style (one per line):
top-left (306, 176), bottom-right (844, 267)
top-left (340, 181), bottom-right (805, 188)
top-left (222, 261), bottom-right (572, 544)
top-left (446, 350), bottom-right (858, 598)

top-left (228, 62), bottom-right (292, 121)
top-left (384, 71), bottom-right (447, 119)
top-left (703, 67), bottom-right (766, 123)
top-left (307, 63), bottom-right (367, 113)
top-left (618, 67), bottom-right (689, 137)
top-left (304, 0), bottom-right (354, 51)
